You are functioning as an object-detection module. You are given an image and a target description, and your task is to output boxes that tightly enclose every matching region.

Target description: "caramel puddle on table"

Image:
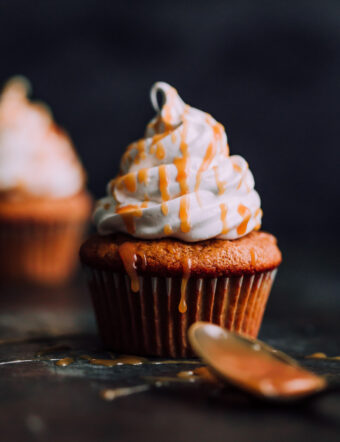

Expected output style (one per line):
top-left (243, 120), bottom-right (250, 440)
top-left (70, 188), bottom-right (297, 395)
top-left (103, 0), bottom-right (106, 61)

top-left (90, 355), bottom-right (147, 367)
top-left (55, 357), bottom-right (74, 367)
top-left (305, 352), bottom-right (340, 361)
top-left (36, 345), bottom-right (71, 357)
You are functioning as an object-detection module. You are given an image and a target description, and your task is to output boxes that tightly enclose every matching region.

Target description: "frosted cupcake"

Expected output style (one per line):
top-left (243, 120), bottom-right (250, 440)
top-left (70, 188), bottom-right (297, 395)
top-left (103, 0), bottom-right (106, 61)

top-left (0, 77), bottom-right (92, 285)
top-left (80, 82), bottom-right (281, 357)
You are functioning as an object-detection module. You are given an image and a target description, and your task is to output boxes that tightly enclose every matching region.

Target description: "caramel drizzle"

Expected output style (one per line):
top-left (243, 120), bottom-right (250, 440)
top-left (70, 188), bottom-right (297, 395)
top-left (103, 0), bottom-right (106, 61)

top-left (118, 242), bottom-right (140, 292)
top-left (254, 208), bottom-right (262, 231)
top-left (233, 162), bottom-right (242, 173)
top-left (219, 203), bottom-right (228, 234)
top-left (119, 173), bottom-right (137, 193)
top-left (174, 115), bottom-right (190, 195)
top-left (159, 165), bottom-right (170, 203)
top-left (116, 204), bottom-right (143, 235)
top-left (164, 224), bottom-right (172, 235)
top-left (195, 120), bottom-right (225, 201)
top-left (237, 204), bottom-right (251, 235)
top-left (161, 202), bottom-right (168, 216)
top-left (213, 166), bottom-right (227, 195)
top-left (179, 258), bottom-right (191, 313)
top-left (179, 195), bottom-right (191, 233)
top-left (155, 142), bottom-right (165, 160)
top-left (137, 168), bottom-right (149, 185)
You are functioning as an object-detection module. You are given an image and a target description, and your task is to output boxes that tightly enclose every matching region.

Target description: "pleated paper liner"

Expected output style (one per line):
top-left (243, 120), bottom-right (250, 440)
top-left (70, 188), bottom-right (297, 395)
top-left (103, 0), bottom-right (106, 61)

top-left (0, 219), bottom-right (88, 285)
top-left (85, 268), bottom-right (278, 358)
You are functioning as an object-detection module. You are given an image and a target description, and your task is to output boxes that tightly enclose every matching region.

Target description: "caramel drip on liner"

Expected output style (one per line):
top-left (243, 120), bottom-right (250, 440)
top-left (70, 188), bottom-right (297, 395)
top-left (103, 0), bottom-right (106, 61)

top-left (179, 195), bottom-right (191, 233)
top-left (220, 203), bottom-right (228, 235)
top-left (118, 242), bottom-right (140, 292)
top-left (179, 258), bottom-right (191, 313)
top-left (237, 204), bottom-right (251, 236)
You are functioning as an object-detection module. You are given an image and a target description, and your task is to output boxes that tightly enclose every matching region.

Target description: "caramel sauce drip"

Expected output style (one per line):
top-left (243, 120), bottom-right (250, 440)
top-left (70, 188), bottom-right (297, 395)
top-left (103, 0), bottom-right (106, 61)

top-left (155, 142), bottom-right (165, 160)
top-left (254, 208), bottom-right (262, 231)
top-left (116, 205), bottom-right (143, 235)
top-left (179, 258), bottom-right (191, 313)
top-left (118, 242), bottom-right (140, 292)
top-left (161, 202), bottom-right (168, 216)
top-left (232, 162), bottom-right (242, 173)
top-left (195, 142), bottom-right (216, 194)
top-left (171, 132), bottom-right (177, 143)
top-left (103, 203), bottom-right (110, 210)
top-left (250, 249), bottom-right (257, 267)
top-left (237, 204), bottom-right (251, 236)
top-left (135, 139), bottom-right (146, 163)
top-left (179, 195), bottom-right (191, 233)
top-left (219, 203), bottom-right (228, 235)
top-left (213, 166), bottom-right (226, 195)
top-left (173, 157), bottom-right (189, 195)
top-left (55, 357), bottom-right (74, 367)
top-left (174, 116), bottom-right (190, 196)
top-left (159, 165), bottom-right (170, 203)
top-left (122, 173), bottom-right (137, 193)
top-left (137, 168), bottom-right (149, 185)
top-left (164, 224), bottom-right (172, 235)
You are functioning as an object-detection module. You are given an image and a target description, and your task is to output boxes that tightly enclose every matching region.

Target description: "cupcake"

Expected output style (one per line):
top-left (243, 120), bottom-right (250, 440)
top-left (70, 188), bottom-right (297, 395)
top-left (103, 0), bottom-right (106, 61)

top-left (0, 77), bottom-right (92, 285)
top-left (80, 82), bottom-right (281, 357)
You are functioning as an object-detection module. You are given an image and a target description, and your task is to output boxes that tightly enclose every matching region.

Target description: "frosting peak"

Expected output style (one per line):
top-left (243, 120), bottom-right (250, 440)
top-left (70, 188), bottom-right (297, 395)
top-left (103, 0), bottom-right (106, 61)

top-left (94, 82), bottom-right (262, 241)
top-left (0, 77), bottom-right (85, 199)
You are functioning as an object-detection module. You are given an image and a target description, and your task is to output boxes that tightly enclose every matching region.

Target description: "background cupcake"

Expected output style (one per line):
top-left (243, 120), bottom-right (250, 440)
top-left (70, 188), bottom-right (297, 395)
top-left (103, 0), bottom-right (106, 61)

top-left (0, 77), bottom-right (92, 285)
top-left (80, 82), bottom-right (281, 357)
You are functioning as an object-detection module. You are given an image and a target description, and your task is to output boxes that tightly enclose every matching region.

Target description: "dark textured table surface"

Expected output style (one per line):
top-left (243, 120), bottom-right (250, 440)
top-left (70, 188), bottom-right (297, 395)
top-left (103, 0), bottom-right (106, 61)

top-left (0, 243), bottom-right (339, 442)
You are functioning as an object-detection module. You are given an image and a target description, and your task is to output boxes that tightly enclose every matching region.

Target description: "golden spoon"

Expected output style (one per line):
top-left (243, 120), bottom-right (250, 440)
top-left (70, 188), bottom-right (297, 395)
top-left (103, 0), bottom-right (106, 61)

top-left (188, 322), bottom-right (327, 401)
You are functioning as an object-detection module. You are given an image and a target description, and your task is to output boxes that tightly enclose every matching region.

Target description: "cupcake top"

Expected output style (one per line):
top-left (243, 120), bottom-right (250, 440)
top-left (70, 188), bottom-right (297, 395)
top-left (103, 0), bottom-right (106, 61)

top-left (0, 77), bottom-right (85, 199)
top-left (94, 82), bottom-right (262, 242)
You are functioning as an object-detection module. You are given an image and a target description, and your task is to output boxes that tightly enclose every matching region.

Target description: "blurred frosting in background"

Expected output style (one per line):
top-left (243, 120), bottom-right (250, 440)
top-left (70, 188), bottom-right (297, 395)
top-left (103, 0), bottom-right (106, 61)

top-left (0, 76), bottom-right (85, 199)
top-left (94, 82), bottom-right (262, 241)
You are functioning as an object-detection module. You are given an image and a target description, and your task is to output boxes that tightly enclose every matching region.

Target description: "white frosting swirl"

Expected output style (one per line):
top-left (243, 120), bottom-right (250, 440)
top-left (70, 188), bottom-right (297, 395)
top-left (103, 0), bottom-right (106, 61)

top-left (94, 82), bottom-right (262, 241)
top-left (0, 77), bottom-right (85, 198)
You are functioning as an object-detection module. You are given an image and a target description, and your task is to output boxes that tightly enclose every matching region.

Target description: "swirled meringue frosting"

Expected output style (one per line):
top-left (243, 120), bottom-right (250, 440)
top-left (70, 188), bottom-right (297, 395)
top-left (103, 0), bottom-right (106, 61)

top-left (94, 82), bottom-right (262, 241)
top-left (0, 77), bottom-right (85, 199)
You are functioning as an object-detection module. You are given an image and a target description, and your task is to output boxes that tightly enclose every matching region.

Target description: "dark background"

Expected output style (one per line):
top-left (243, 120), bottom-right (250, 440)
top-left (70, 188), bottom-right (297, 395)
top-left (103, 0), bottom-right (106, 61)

top-left (0, 0), bottom-right (339, 246)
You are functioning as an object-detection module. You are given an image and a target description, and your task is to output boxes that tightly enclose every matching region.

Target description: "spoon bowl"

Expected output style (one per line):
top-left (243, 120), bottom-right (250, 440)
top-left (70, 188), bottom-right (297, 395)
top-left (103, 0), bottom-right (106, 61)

top-left (188, 322), bottom-right (327, 401)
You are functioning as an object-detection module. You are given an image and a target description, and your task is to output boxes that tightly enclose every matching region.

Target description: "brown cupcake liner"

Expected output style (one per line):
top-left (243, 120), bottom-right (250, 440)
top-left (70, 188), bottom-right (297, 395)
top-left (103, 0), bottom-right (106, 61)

top-left (85, 267), bottom-right (278, 358)
top-left (0, 219), bottom-right (88, 285)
